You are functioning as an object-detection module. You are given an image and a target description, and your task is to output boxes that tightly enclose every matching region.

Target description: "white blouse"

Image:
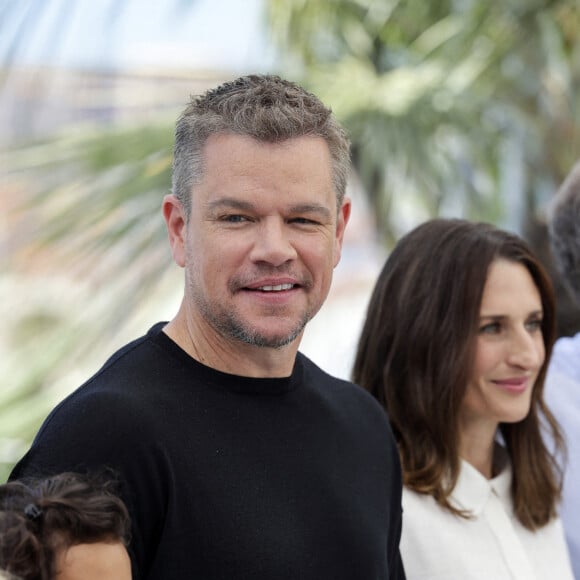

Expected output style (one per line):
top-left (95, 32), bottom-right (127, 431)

top-left (400, 458), bottom-right (573, 579)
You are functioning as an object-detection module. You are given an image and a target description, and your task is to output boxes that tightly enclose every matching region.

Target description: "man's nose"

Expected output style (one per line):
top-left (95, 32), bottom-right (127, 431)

top-left (249, 220), bottom-right (297, 267)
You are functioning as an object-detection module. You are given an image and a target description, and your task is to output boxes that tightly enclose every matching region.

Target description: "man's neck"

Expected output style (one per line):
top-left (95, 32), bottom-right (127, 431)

top-left (163, 306), bottom-right (300, 378)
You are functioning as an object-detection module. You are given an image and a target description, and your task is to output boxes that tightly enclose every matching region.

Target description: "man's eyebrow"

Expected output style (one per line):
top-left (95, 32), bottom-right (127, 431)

top-left (205, 199), bottom-right (333, 220)
top-left (206, 198), bottom-right (254, 212)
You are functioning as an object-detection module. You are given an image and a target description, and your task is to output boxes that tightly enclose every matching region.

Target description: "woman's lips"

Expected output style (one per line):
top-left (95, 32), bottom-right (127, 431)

top-left (492, 377), bottom-right (529, 393)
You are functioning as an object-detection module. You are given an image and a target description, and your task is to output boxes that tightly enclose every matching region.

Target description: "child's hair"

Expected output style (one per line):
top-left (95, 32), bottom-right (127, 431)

top-left (0, 471), bottom-right (130, 580)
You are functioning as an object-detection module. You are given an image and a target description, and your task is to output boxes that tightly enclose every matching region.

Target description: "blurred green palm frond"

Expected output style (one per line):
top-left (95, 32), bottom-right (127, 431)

top-left (1, 119), bottom-right (179, 480)
top-left (267, 0), bottom-right (580, 244)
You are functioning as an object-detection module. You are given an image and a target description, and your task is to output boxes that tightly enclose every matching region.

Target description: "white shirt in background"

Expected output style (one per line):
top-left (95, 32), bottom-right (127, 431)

top-left (545, 333), bottom-right (580, 580)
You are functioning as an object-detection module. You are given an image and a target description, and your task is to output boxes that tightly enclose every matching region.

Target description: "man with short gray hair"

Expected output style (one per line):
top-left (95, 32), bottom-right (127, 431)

top-left (546, 160), bottom-right (580, 579)
top-left (10, 75), bottom-right (405, 580)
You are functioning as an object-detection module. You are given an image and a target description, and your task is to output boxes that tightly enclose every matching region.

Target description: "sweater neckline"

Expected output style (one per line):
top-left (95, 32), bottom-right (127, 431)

top-left (148, 322), bottom-right (301, 396)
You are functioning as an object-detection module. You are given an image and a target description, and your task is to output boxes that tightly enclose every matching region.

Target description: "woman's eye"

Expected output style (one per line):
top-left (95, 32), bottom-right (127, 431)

top-left (526, 319), bottom-right (543, 332)
top-left (480, 322), bottom-right (501, 335)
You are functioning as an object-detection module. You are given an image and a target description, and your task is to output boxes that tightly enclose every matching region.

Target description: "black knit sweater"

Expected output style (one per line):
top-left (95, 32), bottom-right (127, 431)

top-left (11, 323), bottom-right (405, 579)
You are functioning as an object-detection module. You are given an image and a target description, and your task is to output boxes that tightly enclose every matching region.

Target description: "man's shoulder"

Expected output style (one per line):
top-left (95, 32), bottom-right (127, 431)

top-left (33, 323), bottom-right (174, 426)
top-left (298, 352), bottom-right (372, 396)
top-left (97, 322), bottom-right (168, 375)
top-left (9, 324), bottom-right (174, 481)
top-left (297, 352), bottom-right (391, 424)
top-left (70, 321), bottom-right (186, 397)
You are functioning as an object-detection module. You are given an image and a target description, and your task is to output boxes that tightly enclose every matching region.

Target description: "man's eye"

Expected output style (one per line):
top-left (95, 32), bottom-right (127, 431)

top-left (291, 217), bottom-right (319, 225)
top-left (223, 215), bottom-right (248, 223)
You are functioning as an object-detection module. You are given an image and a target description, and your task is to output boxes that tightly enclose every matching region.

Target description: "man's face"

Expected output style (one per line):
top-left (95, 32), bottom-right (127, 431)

top-left (165, 133), bottom-right (350, 350)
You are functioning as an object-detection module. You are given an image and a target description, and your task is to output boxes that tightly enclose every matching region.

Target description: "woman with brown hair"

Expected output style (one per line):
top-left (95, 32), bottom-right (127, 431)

top-left (0, 472), bottom-right (131, 580)
top-left (353, 218), bottom-right (573, 579)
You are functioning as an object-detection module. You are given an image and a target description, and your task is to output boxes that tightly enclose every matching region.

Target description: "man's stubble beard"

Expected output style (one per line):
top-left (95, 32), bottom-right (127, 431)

top-left (185, 270), bottom-right (314, 350)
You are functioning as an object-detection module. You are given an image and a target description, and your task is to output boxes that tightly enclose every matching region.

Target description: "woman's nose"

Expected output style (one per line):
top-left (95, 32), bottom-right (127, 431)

top-left (506, 328), bottom-right (545, 370)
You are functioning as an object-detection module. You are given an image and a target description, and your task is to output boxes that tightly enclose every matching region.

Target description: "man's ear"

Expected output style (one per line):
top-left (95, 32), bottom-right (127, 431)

top-left (333, 196), bottom-right (351, 268)
top-left (162, 194), bottom-right (187, 267)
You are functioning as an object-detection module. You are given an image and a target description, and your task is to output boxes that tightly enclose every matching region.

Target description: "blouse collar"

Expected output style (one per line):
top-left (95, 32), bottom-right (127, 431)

top-left (451, 445), bottom-right (512, 515)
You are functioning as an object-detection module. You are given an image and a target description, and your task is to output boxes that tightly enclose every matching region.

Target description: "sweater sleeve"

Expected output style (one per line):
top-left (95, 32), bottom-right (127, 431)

top-left (9, 388), bottom-right (167, 580)
top-left (385, 416), bottom-right (406, 580)
top-left (388, 497), bottom-right (406, 579)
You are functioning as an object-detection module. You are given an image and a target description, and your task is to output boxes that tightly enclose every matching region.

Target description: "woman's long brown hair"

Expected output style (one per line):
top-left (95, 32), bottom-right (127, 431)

top-left (352, 218), bottom-right (564, 529)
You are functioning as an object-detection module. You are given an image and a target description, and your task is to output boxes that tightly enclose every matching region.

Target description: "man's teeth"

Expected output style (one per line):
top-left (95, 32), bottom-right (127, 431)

top-left (258, 283), bottom-right (294, 292)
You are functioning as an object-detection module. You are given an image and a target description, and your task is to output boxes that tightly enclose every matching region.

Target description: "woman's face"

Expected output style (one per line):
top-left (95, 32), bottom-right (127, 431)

top-left (55, 542), bottom-right (131, 580)
top-left (459, 259), bottom-right (545, 436)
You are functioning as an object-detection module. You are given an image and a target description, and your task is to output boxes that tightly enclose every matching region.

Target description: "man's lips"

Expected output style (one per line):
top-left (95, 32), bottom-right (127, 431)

top-left (242, 278), bottom-right (301, 292)
top-left (254, 283), bottom-right (295, 292)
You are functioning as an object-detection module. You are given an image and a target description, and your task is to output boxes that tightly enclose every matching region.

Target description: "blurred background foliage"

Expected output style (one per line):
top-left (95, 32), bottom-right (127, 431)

top-left (268, 0), bottom-right (579, 241)
top-left (1, 0), bottom-right (579, 480)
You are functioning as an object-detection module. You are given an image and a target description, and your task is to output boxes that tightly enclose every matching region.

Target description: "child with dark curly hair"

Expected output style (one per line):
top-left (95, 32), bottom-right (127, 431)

top-left (0, 472), bottom-right (131, 580)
